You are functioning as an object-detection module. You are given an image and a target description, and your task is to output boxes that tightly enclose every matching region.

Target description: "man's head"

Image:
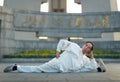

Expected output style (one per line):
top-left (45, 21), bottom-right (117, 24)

top-left (82, 41), bottom-right (94, 54)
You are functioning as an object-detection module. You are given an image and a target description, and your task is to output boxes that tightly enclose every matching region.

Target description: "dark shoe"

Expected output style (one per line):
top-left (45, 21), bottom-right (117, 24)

top-left (4, 64), bottom-right (17, 73)
top-left (98, 59), bottom-right (107, 72)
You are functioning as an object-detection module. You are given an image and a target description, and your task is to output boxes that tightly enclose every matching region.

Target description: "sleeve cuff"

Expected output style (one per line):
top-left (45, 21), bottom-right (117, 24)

top-left (56, 49), bottom-right (61, 52)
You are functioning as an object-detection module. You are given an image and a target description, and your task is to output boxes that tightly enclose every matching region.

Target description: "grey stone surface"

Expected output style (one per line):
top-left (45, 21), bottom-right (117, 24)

top-left (4, 0), bottom-right (43, 11)
top-left (15, 40), bottom-right (120, 52)
top-left (13, 11), bottom-right (120, 28)
top-left (37, 28), bottom-right (101, 38)
top-left (0, 7), bottom-right (15, 58)
top-left (0, 63), bottom-right (120, 82)
top-left (75, 0), bottom-right (118, 13)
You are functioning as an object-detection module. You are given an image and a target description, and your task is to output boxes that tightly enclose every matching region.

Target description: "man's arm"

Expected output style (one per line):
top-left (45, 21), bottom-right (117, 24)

top-left (86, 51), bottom-right (94, 60)
top-left (56, 39), bottom-right (71, 52)
top-left (56, 39), bottom-right (71, 58)
top-left (89, 51), bottom-right (94, 59)
top-left (89, 51), bottom-right (98, 69)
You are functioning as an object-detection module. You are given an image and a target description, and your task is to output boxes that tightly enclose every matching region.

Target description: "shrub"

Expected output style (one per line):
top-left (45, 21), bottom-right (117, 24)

top-left (3, 50), bottom-right (120, 58)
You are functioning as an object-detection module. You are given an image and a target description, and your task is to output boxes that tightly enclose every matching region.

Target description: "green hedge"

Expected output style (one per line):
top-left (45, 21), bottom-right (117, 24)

top-left (3, 50), bottom-right (120, 58)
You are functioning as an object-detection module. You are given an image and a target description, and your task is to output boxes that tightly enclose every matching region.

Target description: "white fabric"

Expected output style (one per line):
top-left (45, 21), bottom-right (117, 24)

top-left (17, 39), bottom-right (98, 73)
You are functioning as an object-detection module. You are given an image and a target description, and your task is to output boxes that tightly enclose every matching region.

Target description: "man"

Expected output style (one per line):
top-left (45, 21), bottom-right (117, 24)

top-left (4, 39), bottom-right (106, 73)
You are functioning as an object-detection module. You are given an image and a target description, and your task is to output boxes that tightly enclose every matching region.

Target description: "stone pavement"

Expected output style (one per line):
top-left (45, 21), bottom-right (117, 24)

top-left (0, 62), bottom-right (120, 82)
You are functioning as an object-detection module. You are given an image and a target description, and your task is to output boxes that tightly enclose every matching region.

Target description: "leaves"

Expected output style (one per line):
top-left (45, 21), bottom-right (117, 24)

top-left (3, 50), bottom-right (120, 58)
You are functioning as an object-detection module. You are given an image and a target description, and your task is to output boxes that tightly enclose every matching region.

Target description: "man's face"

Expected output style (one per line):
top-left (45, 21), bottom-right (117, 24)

top-left (82, 43), bottom-right (93, 54)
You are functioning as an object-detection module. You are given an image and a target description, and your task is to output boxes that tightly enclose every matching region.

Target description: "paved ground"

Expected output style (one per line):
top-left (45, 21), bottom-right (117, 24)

top-left (0, 62), bottom-right (120, 82)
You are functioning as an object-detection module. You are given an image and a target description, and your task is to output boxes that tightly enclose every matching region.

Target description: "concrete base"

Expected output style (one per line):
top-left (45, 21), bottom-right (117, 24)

top-left (0, 63), bottom-right (120, 82)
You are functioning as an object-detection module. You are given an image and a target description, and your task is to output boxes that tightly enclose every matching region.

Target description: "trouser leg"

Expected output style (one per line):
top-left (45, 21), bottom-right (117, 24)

top-left (17, 65), bottom-right (42, 72)
top-left (17, 58), bottom-right (61, 73)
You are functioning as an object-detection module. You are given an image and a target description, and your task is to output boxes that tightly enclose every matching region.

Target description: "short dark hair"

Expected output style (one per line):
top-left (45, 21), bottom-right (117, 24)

top-left (86, 41), bottom-right (94, 51)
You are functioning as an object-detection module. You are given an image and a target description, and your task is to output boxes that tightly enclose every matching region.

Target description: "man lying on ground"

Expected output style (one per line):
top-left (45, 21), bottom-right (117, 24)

top-left (4, 39), bottom-right (106, 73)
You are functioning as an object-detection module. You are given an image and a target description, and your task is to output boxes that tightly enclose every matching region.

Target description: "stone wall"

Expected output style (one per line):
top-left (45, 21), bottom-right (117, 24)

top-left (15, 40), bottom-right (120, 53)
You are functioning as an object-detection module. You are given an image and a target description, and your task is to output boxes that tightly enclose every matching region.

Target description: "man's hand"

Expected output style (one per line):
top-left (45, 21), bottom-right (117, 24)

top-left (56, 51), bottom-right (60, 58)
top-left (89, 51), bottom-right (94, 59)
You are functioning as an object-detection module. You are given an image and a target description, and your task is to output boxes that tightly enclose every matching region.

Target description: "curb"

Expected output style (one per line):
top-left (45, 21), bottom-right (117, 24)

top-left (0, 58), bottom-right (51, 63)
top-left (100, 58), bottom-right (120, 63)
top-left (0, 58), bottom-right (120, 63)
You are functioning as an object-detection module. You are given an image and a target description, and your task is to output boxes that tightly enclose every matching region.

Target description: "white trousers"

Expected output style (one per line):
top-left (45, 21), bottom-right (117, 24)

top-left (17, 58), bottom-right (63, 73)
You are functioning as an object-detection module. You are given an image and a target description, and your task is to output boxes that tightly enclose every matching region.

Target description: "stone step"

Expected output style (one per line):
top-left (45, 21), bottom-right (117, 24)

top-left (15, 27), bottom-right (120, 38)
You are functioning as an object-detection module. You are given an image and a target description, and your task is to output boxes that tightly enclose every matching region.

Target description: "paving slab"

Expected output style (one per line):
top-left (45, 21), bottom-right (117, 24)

top-left (0, 63), bottom-right (120, 82)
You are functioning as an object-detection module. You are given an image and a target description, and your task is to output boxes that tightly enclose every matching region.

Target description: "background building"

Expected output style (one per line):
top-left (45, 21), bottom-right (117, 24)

top-left (0, 0), bottom-right (120, 59)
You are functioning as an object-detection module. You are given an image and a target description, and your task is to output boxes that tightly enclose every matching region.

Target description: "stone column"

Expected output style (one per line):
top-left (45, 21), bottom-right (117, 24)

top-left (0, 7), bottom-right (15, 59)
top-left (75, 0), bottom-right (118, 13)
top-left (0, 17), bottom-right (1, 59)
top-left (49, 0), bottom-right (66, 12)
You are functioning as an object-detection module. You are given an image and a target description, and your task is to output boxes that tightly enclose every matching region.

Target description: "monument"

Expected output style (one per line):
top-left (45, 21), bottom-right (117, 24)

top-left (0, 0), bottom-right (120, 59)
